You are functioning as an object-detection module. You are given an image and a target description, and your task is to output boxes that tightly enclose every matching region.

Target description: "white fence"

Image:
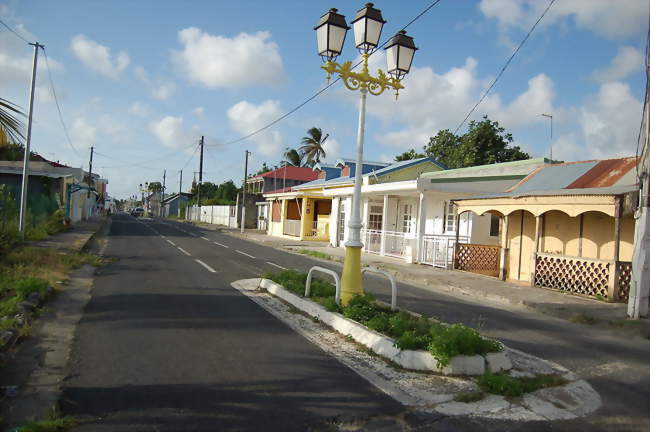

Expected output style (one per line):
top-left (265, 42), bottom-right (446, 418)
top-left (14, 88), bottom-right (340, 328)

top-left (422, 234), bottom-right (469, 268)
top-left (361, 229), bottom-right (417, 260)
top-left (186, 205), bottom-right (238, 228)
top-left (283, 219), bottom-right (301, 237)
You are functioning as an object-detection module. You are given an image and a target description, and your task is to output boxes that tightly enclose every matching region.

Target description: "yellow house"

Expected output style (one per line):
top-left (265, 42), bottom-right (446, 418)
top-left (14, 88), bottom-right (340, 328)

top-left (453, 157), bottom-right (638, 301)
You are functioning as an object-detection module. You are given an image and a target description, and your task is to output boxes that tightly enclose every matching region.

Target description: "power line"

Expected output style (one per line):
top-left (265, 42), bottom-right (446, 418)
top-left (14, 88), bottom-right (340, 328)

top-left (41, 47), bottom-right (80, 156)
top-left (453, 0), bottom-right (556, 135)
top-left (0, 18), bottom-right (32, 44)
top-left (635, 11), bottom-right (650, 183)
top-left (212, 0), bottom-right (445, 148)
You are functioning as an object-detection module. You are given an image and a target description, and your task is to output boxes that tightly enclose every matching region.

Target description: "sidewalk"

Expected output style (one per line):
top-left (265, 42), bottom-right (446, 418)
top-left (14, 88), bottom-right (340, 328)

top-left (194, 223), bottom-right (635, 324)
top-left (28, 216), bottom-right (107, 253)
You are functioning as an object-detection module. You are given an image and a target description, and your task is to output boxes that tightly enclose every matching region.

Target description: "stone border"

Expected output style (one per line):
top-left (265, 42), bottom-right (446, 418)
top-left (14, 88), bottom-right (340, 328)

top-left (259, 278), bottom-right (511, 376)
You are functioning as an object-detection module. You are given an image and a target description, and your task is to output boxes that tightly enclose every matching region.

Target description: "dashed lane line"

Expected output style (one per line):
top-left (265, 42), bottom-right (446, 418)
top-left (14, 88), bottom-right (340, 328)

top-left (201, 236), bottom-right (210, 241)
top-left (213, 241), bottom-right (229, 248)
top-left (166, 239), bottom-right (176, 246)
top-left (235, 250), bottom-right (256, 259)
top-left (266, 261), bottom-right (287, 270)
top-left (195, 259), bottom-right (217, 273)
top-left (177, 247), bottom-right (191, 256)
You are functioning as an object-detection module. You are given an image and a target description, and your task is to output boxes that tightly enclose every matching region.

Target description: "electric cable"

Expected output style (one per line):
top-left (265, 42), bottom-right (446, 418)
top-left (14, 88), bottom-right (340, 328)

top-left (0, 18), bottom-right (31, 44)
top-left (453, 0), bottom-right (556, 134)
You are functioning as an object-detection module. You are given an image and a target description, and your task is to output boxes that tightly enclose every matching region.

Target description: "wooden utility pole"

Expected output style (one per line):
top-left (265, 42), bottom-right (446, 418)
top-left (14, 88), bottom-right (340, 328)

top-left (197, 136), bottom-right (204, 210)
top-left (161, 169), bottom-right (166, 217)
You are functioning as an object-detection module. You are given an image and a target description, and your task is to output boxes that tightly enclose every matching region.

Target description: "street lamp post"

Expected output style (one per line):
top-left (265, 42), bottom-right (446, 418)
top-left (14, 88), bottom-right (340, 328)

top-left (541, 113), bottom-right (553, 161)
top-left (315, 3), bottom-right (417, 305)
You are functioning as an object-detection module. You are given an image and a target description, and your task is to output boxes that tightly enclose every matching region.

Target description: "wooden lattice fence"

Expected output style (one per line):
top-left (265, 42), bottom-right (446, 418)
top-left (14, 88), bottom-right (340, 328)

top-left (617, 261), bottom-right (632, 301)
top-left (534, 253), bottom-right (611, 298)
top-left (454, 244), bottom-right (500, 277)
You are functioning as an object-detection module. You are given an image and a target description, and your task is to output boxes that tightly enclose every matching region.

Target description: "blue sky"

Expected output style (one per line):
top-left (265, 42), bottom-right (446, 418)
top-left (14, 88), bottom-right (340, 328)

top-left (0, 0), bottom-right (647, 199)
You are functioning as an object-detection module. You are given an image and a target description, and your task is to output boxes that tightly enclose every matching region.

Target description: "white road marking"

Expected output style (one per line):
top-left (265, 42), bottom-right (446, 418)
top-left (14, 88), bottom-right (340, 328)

top-left (201, 236), bottom-right (210, 241)
top-left (266, 261), bottom-right (287, 270)
top-left (177, 247), bottom-right (191, 256)
top-left (195, 259), bottom-right (217, 273)
top-left (166, 239), bottom-right (176, 246)
top-left (213, 241), bottom-right (229, 248)
top-left (236, 250), bottom-right (256, 259)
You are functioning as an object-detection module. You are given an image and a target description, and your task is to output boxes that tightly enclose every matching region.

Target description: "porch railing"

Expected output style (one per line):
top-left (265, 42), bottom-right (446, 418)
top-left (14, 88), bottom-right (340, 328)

top-left (534, 253), bottom-right (632, 301)
top-left (360, 229), bottom-right (416, 259)
top-left (422, 234), bottom-right (469, 269)
top-left (361, 229), bottom-right (382, 254)
top-left (283, 219), bottom-right (301, 237)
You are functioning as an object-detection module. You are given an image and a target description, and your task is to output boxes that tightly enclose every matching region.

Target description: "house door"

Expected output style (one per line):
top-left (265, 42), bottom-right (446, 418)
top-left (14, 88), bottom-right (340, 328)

top-left (400, 203), bottom-right (415, 234)
top-left (507, 210), bottom-right (536, 282)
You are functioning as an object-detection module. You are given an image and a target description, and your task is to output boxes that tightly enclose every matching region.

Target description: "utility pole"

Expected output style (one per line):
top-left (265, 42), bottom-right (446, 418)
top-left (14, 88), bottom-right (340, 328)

top-left (161, 169), bottom-right (166, 217)
top-left (87, 146), bottom-right (94, 198)
top-left (179, 170), bottom-right (183, 196)
top-left (241, 150), bottom-right (250, 233)
top-left (18, 42), bottom-right (44, 238)
top-left (629, 47), bottom-right (650, 318)
top-left (178, 170), bottom-right (183, 218)
top-left (197, 136), bottom-right (204, 211)
top-left (541, 113), bottom-right (553, 161)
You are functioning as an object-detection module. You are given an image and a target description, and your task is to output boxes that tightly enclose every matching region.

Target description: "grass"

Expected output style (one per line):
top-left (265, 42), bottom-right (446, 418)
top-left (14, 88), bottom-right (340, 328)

top-left (14, 416), bottom-right (78, 432)
top-left (262, 269), bottom-right (502, 366)
top-left (477, 373), bottom-right (567, 397)
top-left (569, 313), bottom-right (597, 325)
top-left (0, 246), bottom-right (105, 346)
top-left (608, 319), bottom-right (642, 327)
top-left (453, 391), bottom-right (486, 403)
top-left (297, 249), bottom-right (332, 261)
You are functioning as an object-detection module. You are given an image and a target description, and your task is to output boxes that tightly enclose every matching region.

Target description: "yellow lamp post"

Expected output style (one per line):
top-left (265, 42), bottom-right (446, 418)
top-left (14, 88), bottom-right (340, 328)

top-left (314, 3), bottom-right (418, 305)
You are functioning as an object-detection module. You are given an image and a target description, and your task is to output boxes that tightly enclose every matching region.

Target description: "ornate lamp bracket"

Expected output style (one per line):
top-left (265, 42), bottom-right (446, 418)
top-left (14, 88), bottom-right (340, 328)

top-left (321, 54), bottom-right (404, 99)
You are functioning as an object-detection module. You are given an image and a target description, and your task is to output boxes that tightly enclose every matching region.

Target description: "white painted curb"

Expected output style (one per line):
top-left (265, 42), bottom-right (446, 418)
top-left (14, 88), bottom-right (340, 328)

top-left (259, 278), bottom-right (509, 376)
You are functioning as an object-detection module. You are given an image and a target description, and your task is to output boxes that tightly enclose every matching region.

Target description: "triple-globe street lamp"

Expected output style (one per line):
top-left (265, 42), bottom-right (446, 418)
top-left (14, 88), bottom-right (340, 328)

top-left (315, 3), bottom-right (418, 304)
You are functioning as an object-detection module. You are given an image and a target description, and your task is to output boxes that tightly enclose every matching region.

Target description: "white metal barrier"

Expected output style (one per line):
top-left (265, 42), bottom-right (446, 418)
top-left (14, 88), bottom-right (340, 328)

top-left (305, 266), bottom-right (341, 305)
top-left (362, 266), bottom-right (398, 310)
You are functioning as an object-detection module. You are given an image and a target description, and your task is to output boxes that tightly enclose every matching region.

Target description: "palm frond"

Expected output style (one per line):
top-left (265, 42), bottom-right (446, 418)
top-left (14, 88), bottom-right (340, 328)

top-left (0, 98), bottom-right (26, 144)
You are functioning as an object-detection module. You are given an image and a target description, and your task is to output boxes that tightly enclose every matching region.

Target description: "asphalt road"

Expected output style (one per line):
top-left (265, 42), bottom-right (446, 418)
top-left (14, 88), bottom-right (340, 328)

top-left (62, 214), bottom-right (650, 431)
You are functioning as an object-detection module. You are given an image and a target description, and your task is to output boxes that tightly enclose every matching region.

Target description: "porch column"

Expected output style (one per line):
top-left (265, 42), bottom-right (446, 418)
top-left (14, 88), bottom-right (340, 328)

top-left (453, 211), bottom-right (460, 269)
top-left (281, 199), bottom-right (287, 235)
top-left (530, 215), bottom-right (542, 286)
top-left (299, 198), bottom-right (311, 240)
top-left (380, 195), bottom-right (389, 255)
top-left (330, 198), bottom-right (340, 247)
top-left (609, 197), bottom-right (623, 300)
top-left (361, 197), bottom-right (369, 250)
top-left (499, 215), bottom-right (509, 281)
top-left (416, 192), bottom-right (427, 262)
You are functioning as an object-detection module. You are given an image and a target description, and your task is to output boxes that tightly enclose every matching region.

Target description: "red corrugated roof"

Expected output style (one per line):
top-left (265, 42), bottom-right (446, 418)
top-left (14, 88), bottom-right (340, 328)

top-left (566, 157), bottom-right (638, 189)
top-left (252, 165), bottom-right (319, 182)
top-left (264, 186), bottom-right (294, 194)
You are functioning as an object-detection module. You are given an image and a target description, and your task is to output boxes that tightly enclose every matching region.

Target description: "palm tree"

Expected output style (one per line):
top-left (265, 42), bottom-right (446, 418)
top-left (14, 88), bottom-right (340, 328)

top-left (0, 98), bottom-right (25, 146)
top-left (299, 127), bottom-right (328, 167)
top-left (283, 147), bottom-right (302, 167)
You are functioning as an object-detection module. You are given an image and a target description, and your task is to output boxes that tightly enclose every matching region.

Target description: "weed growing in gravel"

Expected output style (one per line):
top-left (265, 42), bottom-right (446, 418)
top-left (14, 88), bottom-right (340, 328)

top-left (477, 373), bottom-right (567, 397)
top-left (263, 270), bottom-right (502, 366)
top-left (14, 416), bottom-right (77, 432)
top-left (297, 249), bottom-right (332, 260)
top-left (569, 313), bottom-right (597, 325)
top-left (453, 391), bottom-right (485, 403)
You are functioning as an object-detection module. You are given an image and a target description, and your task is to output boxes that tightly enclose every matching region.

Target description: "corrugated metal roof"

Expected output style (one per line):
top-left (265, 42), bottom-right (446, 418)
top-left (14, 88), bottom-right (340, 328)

top-left (456, 185), bottom-right (637, 201)
top-left (512, 161), bottom-right (598, 193)
top-left (567, 157), bottom-right (638, 188)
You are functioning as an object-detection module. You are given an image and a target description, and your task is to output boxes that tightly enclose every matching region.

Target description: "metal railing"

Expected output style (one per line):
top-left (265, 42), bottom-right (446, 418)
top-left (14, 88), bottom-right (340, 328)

top-left (422, 234), bottom-right (469, 268)
top-left (283, 219), bottom-right (301, 237)
top-left (384, 230), bottom-right (416, 258)
top-left (361, 229), bottom-right (382, 253)
top-left (362, 266), bottom-right (397, 310)
top-left (305, 266), bottom-right (341, 305)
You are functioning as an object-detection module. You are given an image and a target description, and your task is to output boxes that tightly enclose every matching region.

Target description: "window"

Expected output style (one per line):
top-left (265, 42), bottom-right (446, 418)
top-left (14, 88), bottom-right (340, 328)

top-left (445, 202), bottom-right (456, 233)
top-left (490, 214), bottom-right (500, 237)
top-left (368, 205), bottom-right (383, 230)
top-left (402, 204), bottom-right (414, 234)
top-left (338, 205), bottom-right (346, 242)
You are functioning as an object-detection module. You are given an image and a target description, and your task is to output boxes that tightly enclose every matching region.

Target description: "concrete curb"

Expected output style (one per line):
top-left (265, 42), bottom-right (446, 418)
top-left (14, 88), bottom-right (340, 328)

top-left (258, 278), bottom-right (510, 376)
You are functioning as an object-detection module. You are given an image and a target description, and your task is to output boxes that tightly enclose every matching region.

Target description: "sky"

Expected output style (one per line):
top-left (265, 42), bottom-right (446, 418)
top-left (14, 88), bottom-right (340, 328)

top-left (0, 0), bottom-right (647, 199)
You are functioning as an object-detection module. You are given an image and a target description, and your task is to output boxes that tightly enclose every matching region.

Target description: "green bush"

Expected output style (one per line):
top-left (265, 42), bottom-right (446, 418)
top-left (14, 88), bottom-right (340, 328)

top-left (366, 312), bottom-right (391, 333)
top-left (14, 277), bottom-right (48, 301)
top-left (263, 269), bottom-right (336, 298)
top-left (477, 373), bottom-right (567, 397)
top-left (316, 297), bottom-right (341, 313)
top-left (395, 330), bottom-right (430, 350)
top-left (428, 323), bottom-right (502, 367)
top-left (343, 294), bottom-right (378, 323)
top-left (44, 209), bottom-right (67, 235)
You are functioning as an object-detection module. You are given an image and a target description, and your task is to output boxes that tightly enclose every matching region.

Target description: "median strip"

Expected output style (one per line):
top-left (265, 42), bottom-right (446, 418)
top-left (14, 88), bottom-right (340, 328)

top-left (195, 259), bottom-right (217, 273)
top-left (236, 250), bottom-right (255, 259)
top-left (177, 247), bottom-right (191, 256)
top-left (266, 261), bottom-right (287, 270)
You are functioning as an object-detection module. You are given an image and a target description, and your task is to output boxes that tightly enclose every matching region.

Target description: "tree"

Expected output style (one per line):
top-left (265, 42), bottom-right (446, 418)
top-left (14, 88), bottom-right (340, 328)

top-left (283, 148), bottom-right (302, 167)
top-left (394, 149), bottom-right (425, 162)
top-left (423, 116), bottom-right (529, 169)
top-left (0, 98), bottom-right (24, 146)
top-left (255, 162), bottom-right (271, 175)
top-left (299, 127), bottom-right (328, 167)
top-left (147, 182), bottom-right (163, 193)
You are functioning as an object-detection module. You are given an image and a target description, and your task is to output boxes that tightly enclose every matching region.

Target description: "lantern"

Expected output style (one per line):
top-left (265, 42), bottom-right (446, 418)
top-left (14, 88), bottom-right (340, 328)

top-left (350, 3), bottom-right (386, 54)
top-left (315, 8), bottom-right (349, 62)
top-left (384, 30), bottom-right (417, 80)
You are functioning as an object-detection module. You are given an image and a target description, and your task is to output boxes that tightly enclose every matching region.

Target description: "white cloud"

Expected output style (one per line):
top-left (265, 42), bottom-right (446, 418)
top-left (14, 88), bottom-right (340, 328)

top-left (193, 107), bottom-right (205, 118)
top-left (128, 102), bottom-right (150, 117)
top-left (71, 117), bottom-right (97, 150)
top-left (591, 46), bottom-right (644, 83)
top-left (227, 100), bottom-right (283, 156)
top-left (322, 137), bottom-right (340, 163)
top-left (134, 66), bottom-right (175, 100)
top-left (579, 81), bottom-right (642, 158)
top-left (70, 34), bottom-right (129, 79)
top-left (150, 116), bottom-right (201, 151)
top-left (479, 0), bottom-right (646, 39)
top-left (171, 28), bottom-right (285, 89)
